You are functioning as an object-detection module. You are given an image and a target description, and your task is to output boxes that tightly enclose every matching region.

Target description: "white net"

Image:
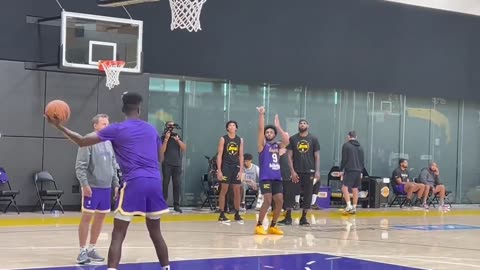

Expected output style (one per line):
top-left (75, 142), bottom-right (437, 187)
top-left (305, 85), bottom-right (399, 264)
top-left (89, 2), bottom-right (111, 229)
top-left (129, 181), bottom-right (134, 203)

top-left (100, 61), bottom-right (125, 90)
top-left (169, 0), bottom-right (207, 32)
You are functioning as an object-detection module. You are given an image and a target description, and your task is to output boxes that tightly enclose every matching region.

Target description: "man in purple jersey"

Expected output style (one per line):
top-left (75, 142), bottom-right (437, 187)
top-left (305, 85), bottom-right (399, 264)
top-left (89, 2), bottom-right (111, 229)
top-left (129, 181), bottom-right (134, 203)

top-left (45, 92), bottom-right (170, 270)
top-left (254, 106), bottom-right (289, 235)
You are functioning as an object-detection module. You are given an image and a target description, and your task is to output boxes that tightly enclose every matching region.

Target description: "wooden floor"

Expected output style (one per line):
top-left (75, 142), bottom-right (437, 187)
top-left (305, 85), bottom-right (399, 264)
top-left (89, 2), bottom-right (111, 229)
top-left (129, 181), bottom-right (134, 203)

top-left (1, 206), bottom-right (480, 270)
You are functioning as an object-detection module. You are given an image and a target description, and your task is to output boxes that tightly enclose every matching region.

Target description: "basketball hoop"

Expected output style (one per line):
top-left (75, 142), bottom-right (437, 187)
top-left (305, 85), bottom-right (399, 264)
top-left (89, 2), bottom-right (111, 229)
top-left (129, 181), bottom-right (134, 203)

top-left (98, 60), bottom-right (125, 90)
top-left (169, 0), bottom-right (207, 32)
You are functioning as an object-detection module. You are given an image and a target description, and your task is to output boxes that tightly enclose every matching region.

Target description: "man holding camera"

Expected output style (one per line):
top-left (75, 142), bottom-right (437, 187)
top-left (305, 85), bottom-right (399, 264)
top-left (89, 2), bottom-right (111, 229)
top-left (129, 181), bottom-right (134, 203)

top-left (161, 121), bottom-right (187, 213)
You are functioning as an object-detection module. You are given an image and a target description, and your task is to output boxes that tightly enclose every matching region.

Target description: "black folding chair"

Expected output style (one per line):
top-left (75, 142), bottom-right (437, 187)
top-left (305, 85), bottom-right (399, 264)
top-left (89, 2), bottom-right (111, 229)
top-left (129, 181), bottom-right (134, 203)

top-left (428, 190), bottom-right (453, 208)
top-left (0, 167), bottom-right (20, 214)
top-left (33, 171), bottom-right (65, 214)
top-left (388, 182), bottom-right (408, 208)
top-left (245, 188), bottom-right (258, 209)
top-left (200, 173), bottom-right (219, 210)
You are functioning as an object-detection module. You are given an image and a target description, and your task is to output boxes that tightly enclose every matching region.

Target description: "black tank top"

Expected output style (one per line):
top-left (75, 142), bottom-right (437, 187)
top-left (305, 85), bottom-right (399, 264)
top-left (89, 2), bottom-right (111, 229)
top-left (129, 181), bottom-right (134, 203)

top-left (222, 134), bottom-right (241, 165)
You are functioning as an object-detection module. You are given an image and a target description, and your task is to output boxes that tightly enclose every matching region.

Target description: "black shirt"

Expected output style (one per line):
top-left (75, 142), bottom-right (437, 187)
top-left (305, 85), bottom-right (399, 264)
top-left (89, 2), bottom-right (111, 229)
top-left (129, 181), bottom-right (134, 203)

top-left (391, 167), bottom-right (409, 186)
top-left (287, 133), bottom-right (320, 173)
top-left (161, 135), bottom-right (183, 167)
top-left (222, 134), bottom-right (241, 166)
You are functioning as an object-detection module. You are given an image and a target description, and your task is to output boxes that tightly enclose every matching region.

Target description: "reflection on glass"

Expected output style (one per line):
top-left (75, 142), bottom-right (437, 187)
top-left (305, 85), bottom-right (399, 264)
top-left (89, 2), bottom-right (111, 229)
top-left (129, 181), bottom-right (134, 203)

top-left (146, 75), bottom-right (478, 205)
top-left (183, 80), bottom-right (227, 205)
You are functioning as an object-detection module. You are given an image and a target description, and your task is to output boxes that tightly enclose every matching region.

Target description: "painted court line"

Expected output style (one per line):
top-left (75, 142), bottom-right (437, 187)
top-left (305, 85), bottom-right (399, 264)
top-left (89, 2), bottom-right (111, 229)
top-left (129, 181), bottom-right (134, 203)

top-left (1, 209), bottom-right (480, 227)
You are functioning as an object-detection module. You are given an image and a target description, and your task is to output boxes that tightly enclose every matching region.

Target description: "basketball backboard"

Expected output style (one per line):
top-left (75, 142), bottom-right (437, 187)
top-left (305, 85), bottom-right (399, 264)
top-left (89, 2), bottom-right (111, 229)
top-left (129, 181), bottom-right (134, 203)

top-left (61, 11), bottom-right (143, 73)
top-left (97, 0), bottom-right (160, 7)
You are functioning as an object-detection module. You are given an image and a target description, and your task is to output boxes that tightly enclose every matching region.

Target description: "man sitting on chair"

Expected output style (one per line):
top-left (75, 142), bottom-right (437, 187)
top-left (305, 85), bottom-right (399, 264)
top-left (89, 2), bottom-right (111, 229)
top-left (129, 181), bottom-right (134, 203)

top-left (418, 162), bottom-right (450, 211)
top-left (391, 159), bottom-right (428, 208)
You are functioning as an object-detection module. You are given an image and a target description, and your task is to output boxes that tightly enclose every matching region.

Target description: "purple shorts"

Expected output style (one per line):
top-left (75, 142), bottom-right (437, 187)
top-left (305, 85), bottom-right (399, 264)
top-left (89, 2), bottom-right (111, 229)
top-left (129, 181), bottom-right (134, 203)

top-left (115, 177), bottom-right (169, 217)
top-left (394, 185), bottom-right (406, 195)
top-left (82, 187), bottom-right (112, 213)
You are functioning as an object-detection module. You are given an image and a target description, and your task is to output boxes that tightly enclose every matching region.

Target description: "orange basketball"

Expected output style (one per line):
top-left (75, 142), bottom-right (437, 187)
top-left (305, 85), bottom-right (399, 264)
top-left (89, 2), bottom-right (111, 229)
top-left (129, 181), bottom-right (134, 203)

top-left (45, 100), bottom-right (71, 123)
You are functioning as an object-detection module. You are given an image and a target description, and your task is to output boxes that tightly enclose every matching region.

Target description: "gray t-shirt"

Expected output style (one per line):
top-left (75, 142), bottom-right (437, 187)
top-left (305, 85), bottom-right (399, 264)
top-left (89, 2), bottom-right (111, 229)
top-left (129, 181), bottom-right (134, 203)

top-left (243, 164), bottom-right (259, 183)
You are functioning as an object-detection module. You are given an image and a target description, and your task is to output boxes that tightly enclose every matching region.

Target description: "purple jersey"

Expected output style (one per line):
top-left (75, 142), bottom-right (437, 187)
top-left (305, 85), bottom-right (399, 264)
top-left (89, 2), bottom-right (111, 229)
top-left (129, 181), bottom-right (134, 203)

top-left (97, 119), bottom-right (162, 182)
top-left (259, 142), bottom-right (282, 181)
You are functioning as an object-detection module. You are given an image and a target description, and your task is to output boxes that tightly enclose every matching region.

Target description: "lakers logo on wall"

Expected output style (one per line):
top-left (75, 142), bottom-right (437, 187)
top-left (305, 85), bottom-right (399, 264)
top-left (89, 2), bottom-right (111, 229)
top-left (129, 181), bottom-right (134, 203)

top-left (227, 142), bottom-right (239, 155)
top-left (297, 140), bottom-right (310, 153)
top-left (381, 186), bottom-right (390, 198)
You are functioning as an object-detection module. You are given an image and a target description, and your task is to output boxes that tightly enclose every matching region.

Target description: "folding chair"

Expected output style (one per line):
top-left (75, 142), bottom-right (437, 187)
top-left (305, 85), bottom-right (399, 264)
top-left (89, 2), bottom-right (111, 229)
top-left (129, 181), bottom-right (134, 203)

top-left (245, 188), bottom-right (258, 209)
top-left (428, 190), bottom-right (452, 208)
top-left (33, 171), bottom-right (64, 214)
top-left (0, 167), bottom-right (20, 214)
top-left (200, 173), bottom-right (219, 210)
top-left (388, 182), bottom-right (408, 208)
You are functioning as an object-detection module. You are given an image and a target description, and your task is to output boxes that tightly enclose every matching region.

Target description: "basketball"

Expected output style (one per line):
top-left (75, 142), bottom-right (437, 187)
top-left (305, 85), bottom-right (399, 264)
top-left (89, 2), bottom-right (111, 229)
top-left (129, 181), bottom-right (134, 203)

top-left (45, 100), bottom-right (71, 123)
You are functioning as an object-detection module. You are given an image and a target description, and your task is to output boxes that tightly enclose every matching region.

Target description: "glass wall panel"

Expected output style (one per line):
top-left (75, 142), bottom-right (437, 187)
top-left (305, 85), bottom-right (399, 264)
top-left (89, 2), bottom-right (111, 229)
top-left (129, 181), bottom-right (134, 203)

top-left (183, 80), bottom-right (227, 206)
top-left (146, 74), bottom-right (480, 206)
top-left (227, 83), bottom-right (265, 163)
top-left (460, 100), bottom-right (480, 203)
top-left (305, 88), bottom-right (337, 176)
top-left (148, 77), bottom-right (182, 131)
top-left (148, 77), bottom-right (183, 206)
top-left (337, 90), bottom-right (370, 172)
top-left (266, 85), bottom-right (305, 136)
top-left (404, 97), bottom-right (432, 177)
top-left (369, 93), bottom-right (402, 177)
top-left (430, 97), bottom-right (459, 199)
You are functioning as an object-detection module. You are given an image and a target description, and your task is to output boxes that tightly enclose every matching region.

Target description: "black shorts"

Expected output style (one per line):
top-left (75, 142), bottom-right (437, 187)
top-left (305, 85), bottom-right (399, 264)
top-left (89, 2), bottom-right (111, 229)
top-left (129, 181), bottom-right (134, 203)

top-left (259, 180), bottom-right (283, 195)
top-left (221, 163), bottom-right (241, 185)
top-left (343, 171), bottom-right (362, 188)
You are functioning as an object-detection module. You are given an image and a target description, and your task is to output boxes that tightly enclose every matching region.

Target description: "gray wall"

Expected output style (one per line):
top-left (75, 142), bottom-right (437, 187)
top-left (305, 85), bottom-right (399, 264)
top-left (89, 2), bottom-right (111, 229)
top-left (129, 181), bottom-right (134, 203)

top-left (0, 60), bottom-right (149, 209)
top-left (1, 0), bottom-right (480, 100)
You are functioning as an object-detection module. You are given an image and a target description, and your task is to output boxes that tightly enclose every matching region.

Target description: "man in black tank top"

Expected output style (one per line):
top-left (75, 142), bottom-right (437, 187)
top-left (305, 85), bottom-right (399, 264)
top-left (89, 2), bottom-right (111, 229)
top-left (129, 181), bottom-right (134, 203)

top-left (216, 120), bottom-right (244, 223)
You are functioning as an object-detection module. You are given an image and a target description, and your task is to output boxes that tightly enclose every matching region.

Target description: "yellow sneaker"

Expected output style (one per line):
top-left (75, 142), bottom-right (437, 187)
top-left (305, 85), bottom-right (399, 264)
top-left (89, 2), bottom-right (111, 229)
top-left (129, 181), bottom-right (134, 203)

top-left (255, 225), bottom-right (267, 235)
top-left (267, 226), bottom-right (284, 235)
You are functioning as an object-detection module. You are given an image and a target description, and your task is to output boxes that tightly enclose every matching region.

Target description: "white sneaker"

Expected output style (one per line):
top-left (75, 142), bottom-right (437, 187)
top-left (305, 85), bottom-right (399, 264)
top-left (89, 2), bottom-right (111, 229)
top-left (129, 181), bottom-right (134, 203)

top-left (440, 204), bottom-right (451, 211)
top-left (344, 206), bottom-right (355, 214)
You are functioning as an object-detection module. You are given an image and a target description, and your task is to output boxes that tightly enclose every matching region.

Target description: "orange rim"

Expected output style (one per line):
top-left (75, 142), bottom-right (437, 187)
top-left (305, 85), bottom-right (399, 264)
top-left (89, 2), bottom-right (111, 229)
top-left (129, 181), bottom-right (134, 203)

top-left (98, 60), bottom-right (126, 72)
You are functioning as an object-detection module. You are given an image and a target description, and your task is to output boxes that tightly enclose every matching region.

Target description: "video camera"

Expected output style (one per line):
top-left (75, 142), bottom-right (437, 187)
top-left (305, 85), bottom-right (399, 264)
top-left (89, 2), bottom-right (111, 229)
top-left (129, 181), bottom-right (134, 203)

top-left (164, 122), bottom-right (182, 137)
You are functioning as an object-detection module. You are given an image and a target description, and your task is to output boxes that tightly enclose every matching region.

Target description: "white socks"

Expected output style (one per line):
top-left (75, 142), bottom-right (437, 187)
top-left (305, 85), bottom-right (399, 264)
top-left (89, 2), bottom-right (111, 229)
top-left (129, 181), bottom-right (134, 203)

top-left (346, 201), bottom-right (352, 208)
top-left (311, 194), bottom-right (317, 205)
top-left (88, 244), bottom-right (95, 251)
